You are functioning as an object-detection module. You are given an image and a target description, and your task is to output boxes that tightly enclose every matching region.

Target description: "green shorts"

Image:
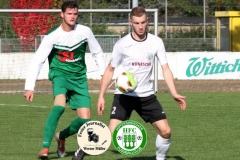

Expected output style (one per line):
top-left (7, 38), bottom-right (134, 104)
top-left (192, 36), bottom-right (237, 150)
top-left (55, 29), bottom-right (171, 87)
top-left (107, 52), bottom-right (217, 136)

top-left (52, 77), bottom-right (90, 109)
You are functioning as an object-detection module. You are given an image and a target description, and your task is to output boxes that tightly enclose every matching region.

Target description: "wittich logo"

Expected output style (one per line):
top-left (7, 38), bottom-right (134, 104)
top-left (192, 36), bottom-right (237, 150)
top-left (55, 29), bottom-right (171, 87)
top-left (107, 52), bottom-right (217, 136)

top-left (112, 120), bottom-right (147, 156)
top-left (186, 57), bottom-right (240, 77)
top-left (77, 120), bottom-right (111, 155)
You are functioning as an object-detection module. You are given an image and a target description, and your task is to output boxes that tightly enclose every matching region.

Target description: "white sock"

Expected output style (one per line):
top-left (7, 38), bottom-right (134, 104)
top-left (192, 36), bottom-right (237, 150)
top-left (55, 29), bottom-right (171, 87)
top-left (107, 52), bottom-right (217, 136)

top-left (156, 134), bottom-right (170, 160)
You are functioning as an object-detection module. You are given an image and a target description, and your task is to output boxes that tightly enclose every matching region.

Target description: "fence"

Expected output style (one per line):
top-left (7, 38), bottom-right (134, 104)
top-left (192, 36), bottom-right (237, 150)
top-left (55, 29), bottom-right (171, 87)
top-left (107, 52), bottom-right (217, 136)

top-left (0, 35), bottom-right (121, 53)
top-left (0, 36), bottom-right (216, 53)
top-left (163, 38), bottom-right (216, 52)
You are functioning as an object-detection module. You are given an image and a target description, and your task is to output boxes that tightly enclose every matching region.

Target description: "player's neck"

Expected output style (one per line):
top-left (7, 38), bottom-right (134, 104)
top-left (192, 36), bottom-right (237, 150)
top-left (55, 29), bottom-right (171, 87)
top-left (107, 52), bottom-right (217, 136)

top-left (131, 32), bottom-right (147, 41)
top-left (61, 23), bottom-right (75, 32)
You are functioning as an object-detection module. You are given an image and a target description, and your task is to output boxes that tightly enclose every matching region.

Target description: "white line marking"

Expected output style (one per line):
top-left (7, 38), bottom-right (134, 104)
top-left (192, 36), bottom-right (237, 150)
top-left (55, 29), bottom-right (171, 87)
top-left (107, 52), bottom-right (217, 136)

top-left (0, 104), bottom-right (239, 108)
top-left (163, 104), bottom-right (240, 107)
top-left (0, 103), bottom-right (48, 108)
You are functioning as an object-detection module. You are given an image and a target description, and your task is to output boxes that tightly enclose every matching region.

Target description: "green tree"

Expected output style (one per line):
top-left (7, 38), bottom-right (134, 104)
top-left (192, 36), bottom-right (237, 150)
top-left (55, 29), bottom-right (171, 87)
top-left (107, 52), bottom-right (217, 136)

top-left (0, 0), bottom-right (10, 9)
top-left (167, 0), bottom-right (203, 17)
top-left (165, 0), bottom-right (240, 17)
top-left (207, 0), bottom-right (240, 14)
top-left (0, 0), bottom-right (13, 38)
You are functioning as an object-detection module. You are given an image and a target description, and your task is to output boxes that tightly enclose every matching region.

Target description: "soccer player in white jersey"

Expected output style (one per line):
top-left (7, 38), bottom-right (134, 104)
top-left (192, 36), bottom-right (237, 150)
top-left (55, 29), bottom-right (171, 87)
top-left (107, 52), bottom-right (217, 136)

top-left (97, 6), bottom-right (186, 160)
top-left (24, 1), bottom-right (105, 160)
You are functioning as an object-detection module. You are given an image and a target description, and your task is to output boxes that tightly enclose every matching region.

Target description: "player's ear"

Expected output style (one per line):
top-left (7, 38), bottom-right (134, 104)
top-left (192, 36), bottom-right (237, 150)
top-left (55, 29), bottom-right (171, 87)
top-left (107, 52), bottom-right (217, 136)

top-left (129, 19), bottom-right (132, 26)
top-left (60, 12), bottom-right (64, 18)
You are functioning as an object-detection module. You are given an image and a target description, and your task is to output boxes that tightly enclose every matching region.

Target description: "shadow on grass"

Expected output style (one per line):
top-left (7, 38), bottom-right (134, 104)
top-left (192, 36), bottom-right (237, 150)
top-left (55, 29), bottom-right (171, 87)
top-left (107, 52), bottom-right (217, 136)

top-left (116, 156), bottom-right (155, 160)
top-left (47, 151), bottom-right (76, 159)
top-left (116, 155), bottom-right (185, 160)
top-left (111, 150), bottom-right (185, 160)
top-left (166, 155), bottom-right (185, 160)
top-left (48, 150), bottom-right (185, 160)
top-left (47, 151), bottom-right (99, 159)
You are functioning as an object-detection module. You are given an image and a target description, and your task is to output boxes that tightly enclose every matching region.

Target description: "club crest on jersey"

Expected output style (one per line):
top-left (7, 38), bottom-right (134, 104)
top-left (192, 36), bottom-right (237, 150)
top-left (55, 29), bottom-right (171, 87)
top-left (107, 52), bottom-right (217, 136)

top-left (76, 35), bottom-right (85, 42)
top-left (146, 54), bottom-right (154, 61)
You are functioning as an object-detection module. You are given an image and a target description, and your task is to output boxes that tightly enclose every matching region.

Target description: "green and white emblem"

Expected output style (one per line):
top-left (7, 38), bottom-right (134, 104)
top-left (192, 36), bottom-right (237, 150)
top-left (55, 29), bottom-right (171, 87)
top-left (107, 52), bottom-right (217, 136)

top-left (112, 120), bottom-right (147, 155)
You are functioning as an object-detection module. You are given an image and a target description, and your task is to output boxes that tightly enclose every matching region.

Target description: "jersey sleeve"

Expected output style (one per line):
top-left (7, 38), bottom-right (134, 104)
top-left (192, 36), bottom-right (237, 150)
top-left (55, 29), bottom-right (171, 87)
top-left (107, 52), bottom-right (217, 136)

top-left (110, 41), bottom-right (123, 68)
top-left (87, 28), bottom-right (106, 75)
top-left (156, 38), bottom-right (168, 65)
top-left (24, 35), bottom-right (53, 91)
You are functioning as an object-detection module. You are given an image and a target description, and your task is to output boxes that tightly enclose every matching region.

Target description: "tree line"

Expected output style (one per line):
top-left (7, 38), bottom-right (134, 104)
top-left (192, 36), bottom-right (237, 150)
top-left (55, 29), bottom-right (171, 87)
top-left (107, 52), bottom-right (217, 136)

top-left (1, 0), bottom-right (240, 17)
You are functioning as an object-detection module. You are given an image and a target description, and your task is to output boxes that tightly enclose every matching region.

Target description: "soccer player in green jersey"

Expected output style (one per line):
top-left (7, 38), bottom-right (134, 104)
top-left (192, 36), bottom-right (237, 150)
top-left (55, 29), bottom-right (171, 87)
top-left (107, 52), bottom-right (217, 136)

top-left (24, 1), bottom-right (105, 160)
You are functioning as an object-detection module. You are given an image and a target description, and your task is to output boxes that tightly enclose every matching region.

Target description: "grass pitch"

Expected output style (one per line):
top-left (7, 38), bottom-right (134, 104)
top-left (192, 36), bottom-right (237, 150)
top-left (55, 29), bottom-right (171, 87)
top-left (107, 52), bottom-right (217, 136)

top-left (0, 92), bottom-right (239, 160)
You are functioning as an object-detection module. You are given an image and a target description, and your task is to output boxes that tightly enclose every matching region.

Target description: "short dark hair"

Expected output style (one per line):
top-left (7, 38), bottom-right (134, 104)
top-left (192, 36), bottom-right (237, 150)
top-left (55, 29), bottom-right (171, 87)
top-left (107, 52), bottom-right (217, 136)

top-left (130, 6), bottom-right (147, 18)
top-left (61, 1), bottom-right (79, 12)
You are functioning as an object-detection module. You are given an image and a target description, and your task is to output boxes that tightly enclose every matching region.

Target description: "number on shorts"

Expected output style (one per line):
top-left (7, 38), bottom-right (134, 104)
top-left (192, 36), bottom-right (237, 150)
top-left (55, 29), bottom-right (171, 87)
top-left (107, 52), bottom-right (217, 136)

top-left (111, 106), bottom-right (116, 114)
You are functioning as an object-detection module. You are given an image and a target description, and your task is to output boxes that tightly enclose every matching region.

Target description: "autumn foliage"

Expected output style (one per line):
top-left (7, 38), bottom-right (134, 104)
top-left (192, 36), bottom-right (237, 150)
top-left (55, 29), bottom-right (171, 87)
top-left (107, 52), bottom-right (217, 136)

top-left (10, 0), bottom-right (62, 51)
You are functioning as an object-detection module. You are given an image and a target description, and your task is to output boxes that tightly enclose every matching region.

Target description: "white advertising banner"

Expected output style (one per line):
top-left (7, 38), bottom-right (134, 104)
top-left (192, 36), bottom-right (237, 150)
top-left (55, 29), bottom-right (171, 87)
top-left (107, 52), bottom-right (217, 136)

top-left (173, 52), bottom-right (240, 79)
top-left (0, 52), bottom-right (240, 80)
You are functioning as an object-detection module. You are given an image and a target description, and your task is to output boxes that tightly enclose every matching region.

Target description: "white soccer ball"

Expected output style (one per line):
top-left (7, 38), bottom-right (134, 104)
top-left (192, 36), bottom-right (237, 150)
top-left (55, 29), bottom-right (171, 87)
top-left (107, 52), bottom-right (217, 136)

top-left (116, 71), bottom-right (138, 93)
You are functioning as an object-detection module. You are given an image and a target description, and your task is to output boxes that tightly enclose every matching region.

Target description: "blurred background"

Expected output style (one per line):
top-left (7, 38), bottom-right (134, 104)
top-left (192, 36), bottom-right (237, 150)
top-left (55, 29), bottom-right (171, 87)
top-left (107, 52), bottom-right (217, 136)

top-left (0, 0), bottom-right (238, 52)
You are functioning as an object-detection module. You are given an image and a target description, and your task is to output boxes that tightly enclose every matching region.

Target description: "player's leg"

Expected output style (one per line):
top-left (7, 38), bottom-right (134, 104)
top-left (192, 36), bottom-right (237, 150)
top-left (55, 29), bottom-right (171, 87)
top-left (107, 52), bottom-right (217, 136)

top-left (109, 94), bottom-right (135, 132)
top-left (152, 120), bottom-right (171, 160)
top-left (38, 77), bottom-right (67, 159)
top-left (58, 108), bottom-right (90, 140)
top-left (135, 94), bottom-right (170, 160)
top-left (54, 78), bottom-right (90, 159)
top-left (71, 107), bottom-right (91, 160)
top-left (60, 78), bottom-right (91, 139)
top-left (109, 119), bottom-right (122, 133)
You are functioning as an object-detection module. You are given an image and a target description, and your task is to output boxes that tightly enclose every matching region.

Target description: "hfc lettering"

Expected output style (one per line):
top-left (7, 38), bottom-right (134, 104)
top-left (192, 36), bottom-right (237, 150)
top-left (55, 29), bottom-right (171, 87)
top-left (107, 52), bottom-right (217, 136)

top-left (123, 128), bottom-right (136, 133)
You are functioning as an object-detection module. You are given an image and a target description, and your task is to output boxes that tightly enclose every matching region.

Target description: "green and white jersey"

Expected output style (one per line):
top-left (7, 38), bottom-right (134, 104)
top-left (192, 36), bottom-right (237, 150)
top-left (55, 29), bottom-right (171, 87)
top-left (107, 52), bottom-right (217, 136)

top-left (25, 24), bottom-right (105, 91)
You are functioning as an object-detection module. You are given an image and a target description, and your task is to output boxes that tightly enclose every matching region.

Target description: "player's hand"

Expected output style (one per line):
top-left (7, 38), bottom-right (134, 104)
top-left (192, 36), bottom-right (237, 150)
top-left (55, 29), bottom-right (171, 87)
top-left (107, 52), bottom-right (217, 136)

top-left (173, 94), bottom-right (186, 110)
top-left (24, 90), bottom-right (34, 103)
top-left (97, 97), bottom-right (105, 116)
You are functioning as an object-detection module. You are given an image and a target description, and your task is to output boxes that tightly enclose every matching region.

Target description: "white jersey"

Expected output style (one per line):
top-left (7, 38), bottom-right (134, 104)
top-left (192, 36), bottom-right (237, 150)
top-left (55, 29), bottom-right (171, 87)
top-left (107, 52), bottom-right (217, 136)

top-left (25, 24), bottom-right (105, 91)
top-left (111, 33), bottom-right (168, 97)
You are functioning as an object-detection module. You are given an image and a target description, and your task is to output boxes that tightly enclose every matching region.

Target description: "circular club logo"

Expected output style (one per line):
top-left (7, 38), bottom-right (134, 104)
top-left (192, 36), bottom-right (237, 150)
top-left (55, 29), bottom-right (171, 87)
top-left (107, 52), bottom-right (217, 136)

top-left (77, 120), bottom-right (112, 155)
top-left (112, 120), bottom-right (147, 156)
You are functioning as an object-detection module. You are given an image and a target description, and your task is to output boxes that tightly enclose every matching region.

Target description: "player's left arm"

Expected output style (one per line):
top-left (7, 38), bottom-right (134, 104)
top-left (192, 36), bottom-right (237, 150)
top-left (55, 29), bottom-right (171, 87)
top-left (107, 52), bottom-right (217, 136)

top-left (87, 28), bottom-right (106, 77)
top-left (162, 63), bottom-right (186, 110)
top-left (156, 38), bottom-right (186, 110)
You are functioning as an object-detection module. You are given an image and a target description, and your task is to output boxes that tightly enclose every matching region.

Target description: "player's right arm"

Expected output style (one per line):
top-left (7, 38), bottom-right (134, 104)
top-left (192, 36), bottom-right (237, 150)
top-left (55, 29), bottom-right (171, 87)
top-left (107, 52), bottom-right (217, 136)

top-left (97, 41), bottom-right (122, 116)
top-left (24, 35), bottom-right (53, 103)
top-left (24, 90), bottom-right (34, 103)
top-left (97, 63), bottom-right (115, 116)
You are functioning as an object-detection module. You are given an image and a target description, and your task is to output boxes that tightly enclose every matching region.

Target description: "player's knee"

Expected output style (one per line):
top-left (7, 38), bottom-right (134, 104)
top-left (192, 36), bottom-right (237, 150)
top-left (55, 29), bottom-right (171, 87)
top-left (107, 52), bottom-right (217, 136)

top-left (54, 94), bottom-right (66, 106)
top-left (108, 119), bottom-right (122, 133)
top-left (108, 122), bottom-right (117, 133)
top-left (77, 108), bottom-right (91, 119)
top-left (108, 125), bottom-right (115, 133)
top-left (160, 127), bottom-right (171, 139)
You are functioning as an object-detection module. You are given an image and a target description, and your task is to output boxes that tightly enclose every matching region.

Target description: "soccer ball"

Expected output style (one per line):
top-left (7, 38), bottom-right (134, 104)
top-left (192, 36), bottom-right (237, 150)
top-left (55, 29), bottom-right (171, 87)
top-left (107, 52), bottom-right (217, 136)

top-left (116, 71), bottom-right (138, 93)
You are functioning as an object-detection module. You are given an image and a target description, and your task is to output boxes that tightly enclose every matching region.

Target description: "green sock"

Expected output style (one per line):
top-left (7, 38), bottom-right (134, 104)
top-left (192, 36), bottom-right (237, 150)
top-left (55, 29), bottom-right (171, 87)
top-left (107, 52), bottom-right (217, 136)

top-left (42, 106), bottom-right (65, 148)
top-left (59, 117), bottom-right (90, 140)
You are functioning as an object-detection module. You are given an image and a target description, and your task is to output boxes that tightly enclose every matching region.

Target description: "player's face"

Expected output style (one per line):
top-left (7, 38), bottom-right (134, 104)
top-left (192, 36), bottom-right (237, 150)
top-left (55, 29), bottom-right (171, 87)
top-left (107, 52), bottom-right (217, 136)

top-left (61, 8), bottom-right (78, 27)
top-left (130, 14), bottom-right (148, 38)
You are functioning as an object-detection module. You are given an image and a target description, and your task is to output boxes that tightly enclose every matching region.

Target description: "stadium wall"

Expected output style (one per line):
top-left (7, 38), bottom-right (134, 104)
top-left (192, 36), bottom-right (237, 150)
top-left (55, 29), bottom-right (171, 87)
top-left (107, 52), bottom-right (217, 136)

top-left (0, 52), bottom-right (240, 80)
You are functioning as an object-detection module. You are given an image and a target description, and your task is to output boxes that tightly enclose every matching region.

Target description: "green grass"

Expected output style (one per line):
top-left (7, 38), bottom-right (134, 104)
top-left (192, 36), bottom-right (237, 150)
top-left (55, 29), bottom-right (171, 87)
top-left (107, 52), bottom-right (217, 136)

top-left (0, 92), bottom-right (240, 160)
